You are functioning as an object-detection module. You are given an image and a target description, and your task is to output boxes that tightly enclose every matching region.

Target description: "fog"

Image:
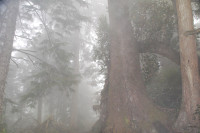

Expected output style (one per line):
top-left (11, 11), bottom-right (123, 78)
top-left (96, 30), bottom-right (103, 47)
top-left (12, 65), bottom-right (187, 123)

top-left (1, 0), bottom-right (200, 133)
top-left (1, 0), bottom-right (107, 132)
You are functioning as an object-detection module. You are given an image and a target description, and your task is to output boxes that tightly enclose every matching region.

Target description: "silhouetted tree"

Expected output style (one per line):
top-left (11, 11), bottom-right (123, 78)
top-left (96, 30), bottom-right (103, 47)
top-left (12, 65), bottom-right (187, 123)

top-left (0, 0), bottom-right (19, 124)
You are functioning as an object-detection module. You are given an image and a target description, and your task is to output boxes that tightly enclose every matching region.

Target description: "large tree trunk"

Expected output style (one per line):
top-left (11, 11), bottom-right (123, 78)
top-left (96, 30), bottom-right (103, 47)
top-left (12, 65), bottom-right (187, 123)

top-left (0, 0), bottom-right (19, 122)
top-left (104, 0), bottom-right (168, 133)
top-left (174, 0), bottom-right (200, 132)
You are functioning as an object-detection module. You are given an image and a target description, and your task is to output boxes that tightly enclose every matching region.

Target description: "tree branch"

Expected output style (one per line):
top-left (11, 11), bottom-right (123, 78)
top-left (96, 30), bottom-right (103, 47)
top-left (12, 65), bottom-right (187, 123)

top-left (12, 48), bottom-right (42, 62)
top-left (12, 56), bottom-right (29, 62)
top-left (10, 58), bottom-right (19, 68)
top-left (14, 35), bottom-right (32, 41)
top-left (184, 28), bottom-right (200, 36)
top-left (138, 40), bottom-right (200, 74)
top-left (26, 0), bottom-right (53, 47)
top-left (13, 48), bottom-right (36, 53)
top-left (138, 41), bottom-right (180, 65)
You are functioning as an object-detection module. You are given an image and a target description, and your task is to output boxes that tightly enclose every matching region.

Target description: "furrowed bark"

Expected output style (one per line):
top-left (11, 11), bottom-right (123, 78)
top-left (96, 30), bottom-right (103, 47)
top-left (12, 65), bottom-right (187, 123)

top-left (174, 0), bottom-right (200, 132)
top-left (104, 0), bottom-right (168, 132)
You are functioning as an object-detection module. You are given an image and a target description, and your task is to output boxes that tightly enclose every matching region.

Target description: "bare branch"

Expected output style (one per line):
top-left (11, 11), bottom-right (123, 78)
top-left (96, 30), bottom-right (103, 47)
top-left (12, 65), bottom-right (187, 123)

top-left (14, 35), bottom-right (32, 41)
top-left (27, 55), bottom-right (34, 65)
top-left (12, 56), bottom-right (29, 62)
top-left (13, 48), bottom-right (43, 62)
top-left (184, 28), bottom-right (200, 36)
top-left (13, 48), bottom-right (36, 53)
top-left (10, 58), bottom-right (19, 68)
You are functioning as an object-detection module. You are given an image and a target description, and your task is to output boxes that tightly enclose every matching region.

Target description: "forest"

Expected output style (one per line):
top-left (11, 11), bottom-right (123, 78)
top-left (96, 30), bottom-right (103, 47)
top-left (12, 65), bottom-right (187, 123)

top-left (1, 0), bottom-right (200, 133)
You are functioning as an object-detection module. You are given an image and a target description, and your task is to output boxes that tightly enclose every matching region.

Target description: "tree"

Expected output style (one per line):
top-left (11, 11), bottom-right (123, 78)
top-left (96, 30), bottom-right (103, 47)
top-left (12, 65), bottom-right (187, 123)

top-left (20, 32), bottom-right (78, 122)
top-left (174, 0), bottom-right (200, 132)
top-left (69, 31), bottom-right (80, 131)
top-left (103, 0), bottom-right (168, 132)
top-left (94, 16), bottom-right (110, 76)
top-left (16, 0), bottom-right (87, 125)
top-left (94, 0), bottom-right (200, 132)
top-left (0, 0), bottom-right (20, 123)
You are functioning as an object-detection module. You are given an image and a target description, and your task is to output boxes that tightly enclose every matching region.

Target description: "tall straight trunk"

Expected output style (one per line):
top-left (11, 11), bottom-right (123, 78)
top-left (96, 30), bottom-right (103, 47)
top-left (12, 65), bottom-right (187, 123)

top-left (69, 89), bottom-right (79, 131)
top-left (0, 0), bottom-right (19, 122)
top-left (104, 0), bottom-right (168, 133)
top-left (175, 0), bottom-right (200, 132)
top-left (69, 32), bottom-right (80, 131)
top-left (48, 100), bottom-right (54, 116)
top-left (37, 97), bottom-right (43, 124)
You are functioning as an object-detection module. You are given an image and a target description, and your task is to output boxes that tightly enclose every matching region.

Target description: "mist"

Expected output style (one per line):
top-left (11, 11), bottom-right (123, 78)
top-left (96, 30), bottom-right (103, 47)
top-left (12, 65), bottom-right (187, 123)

top-left (1, 0), bottom-right (200, 133)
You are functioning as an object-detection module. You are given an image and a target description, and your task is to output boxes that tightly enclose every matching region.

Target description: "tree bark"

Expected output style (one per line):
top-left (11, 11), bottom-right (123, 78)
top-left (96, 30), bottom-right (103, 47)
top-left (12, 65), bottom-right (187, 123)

top-left (0, 0), bottom-right (19, 122)
top-left (174, 0), bottom-right (200, 132)
top-left (104, 0), bottom-right (168, 133)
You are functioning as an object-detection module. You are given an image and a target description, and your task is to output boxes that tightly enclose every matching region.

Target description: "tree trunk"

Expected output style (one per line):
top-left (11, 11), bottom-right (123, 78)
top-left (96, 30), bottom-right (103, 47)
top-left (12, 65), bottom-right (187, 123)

top-left (69, 32), bottom-right (80, 132)
top-left (104, 0), bottom-right (168, 133)
top-left (174, 0), bottom-right (200, 132)
top-left (69, 91), bottom-right (79, 131)
top-left (37, 97), bottom-right (43, 124)
top-left (0, 0), bottom-right (19, 122)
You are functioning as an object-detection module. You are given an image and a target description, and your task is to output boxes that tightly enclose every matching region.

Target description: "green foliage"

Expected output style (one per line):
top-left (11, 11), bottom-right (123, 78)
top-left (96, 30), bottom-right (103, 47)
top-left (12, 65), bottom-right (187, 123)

top-left (128, 0), bottom-right (181, 112)
top-left (141, 53), bottom-right (160, 83)
top-left (18, 0), bottom-right (86, 109)
top-left (93, 16), bottom-right (110, 75)
top-left (49, 0), bottom-right (88, 32)
top-left (21, 36), bottom-right (79, 107)
top-left (94, 1), bottom-right (178, 77)
top-left (130, 0), bottom-right (177, 48)
top-left (147, 66), bottom-right (182, 109)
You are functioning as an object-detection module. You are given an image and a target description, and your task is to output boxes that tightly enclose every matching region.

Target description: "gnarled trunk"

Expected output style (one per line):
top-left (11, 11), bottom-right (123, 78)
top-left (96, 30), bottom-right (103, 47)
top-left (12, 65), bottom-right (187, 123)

top-left (104, 0), bottom-right (168, 133)
top-left (174, 0), bottom-right (200, 132)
